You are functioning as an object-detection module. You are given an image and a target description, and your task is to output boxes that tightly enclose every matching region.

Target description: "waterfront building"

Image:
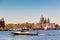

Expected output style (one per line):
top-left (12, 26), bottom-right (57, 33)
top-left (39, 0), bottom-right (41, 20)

top-left (32, 23), bottom-right (43, 30)
top-left (0, 18), bottom-right (5, 30)
top-left (14, 24), bottom-right (21, 30)
top-left (32, 15), bottom-right (59, 30)
top-left (20, 23), bottom-right (24, 29)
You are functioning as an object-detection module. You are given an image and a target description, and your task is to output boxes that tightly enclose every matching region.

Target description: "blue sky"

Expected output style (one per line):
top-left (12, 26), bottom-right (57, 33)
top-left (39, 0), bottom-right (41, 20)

top-left (0, 0), bottom-right (60, 25)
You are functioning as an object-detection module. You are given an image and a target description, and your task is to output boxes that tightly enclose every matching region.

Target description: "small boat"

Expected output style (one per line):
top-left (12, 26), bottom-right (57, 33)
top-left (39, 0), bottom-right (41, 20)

top-left (12, 31), bottom-right (38, 35)
top-left (44, 25), bottom-right (48, 30)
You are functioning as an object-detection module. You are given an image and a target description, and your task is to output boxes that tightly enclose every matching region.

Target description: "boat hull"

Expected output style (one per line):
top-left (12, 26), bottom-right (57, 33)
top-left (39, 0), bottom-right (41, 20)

top-left (12, 32), bottom-right (38, 35)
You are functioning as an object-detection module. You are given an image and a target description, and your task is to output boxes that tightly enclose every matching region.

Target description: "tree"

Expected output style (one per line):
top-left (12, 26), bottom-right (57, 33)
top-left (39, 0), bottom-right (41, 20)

top-left (29, 23), bottom-right (32, 28)
top-left (24, 22), bottom-right (29, 28)
top-left (5, 24), bottom-right (14, 30)
top-left (24, 22), bottom-right (32, 29)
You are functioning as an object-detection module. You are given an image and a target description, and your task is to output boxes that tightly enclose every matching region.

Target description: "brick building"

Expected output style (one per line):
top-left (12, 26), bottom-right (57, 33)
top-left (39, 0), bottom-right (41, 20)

top-left (32, 15), bottom-right (58, 30)
top-left (0, 18), bottom-right (5, 30)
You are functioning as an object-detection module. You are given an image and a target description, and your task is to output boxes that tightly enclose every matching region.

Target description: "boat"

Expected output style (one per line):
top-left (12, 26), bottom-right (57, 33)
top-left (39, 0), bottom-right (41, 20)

top-left (12, 31), bottom-right (38, 35)
top-left (43, 25), bottom-right (48, 30)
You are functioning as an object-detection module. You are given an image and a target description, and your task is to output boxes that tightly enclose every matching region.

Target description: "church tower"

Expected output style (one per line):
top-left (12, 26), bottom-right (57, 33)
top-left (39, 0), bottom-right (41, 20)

top-left (46, 18), bottom-right (50, 23)
top-left (40, 15), bottom-right (44, 24)
top-left (44, 18), bottom-right (46, 24)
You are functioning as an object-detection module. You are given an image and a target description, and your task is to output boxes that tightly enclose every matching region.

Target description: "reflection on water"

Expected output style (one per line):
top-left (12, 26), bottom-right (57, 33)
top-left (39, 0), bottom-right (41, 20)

top-left (0, 30), bottom-right (60, 40)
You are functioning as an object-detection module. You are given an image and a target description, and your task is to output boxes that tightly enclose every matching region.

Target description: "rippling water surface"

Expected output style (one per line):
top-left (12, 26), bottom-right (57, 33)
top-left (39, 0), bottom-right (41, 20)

top-left (0, 30), bottom-right (60, 40)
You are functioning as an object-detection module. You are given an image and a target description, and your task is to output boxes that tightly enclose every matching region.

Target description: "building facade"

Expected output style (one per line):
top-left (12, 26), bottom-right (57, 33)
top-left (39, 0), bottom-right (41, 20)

top-left (32, 15), bottom-right (58, 30)
top-left (0, 18), bottom-right (5, 30)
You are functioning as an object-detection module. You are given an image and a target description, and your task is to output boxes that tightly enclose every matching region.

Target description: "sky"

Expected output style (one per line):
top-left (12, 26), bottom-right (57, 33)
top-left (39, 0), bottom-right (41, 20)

top-left (0, 0), bottom-right (60, 25)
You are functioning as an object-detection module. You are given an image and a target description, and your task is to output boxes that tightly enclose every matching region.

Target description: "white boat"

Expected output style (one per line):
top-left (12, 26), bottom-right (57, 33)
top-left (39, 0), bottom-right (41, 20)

top-left (44, 26), bottom-right (48, 30)
top-left (12, 31), bottom-right (38, 35)
top-left (44, 25), bottom-right (48, 30)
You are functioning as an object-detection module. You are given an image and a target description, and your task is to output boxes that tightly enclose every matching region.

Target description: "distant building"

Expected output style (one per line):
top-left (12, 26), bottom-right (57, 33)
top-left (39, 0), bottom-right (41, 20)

top-left (32, 15), bottom-right (59, 30)
top-left (0, 18), bottom-right (5, 29)
top-left (32, 23), bottom-right (43, 30)
top-left (40, 15), bottom-right (44, 24)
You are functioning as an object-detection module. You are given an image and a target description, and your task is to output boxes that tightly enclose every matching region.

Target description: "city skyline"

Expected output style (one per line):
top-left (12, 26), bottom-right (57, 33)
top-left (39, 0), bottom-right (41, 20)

top-left (0, 0), bottom-right (60, 25)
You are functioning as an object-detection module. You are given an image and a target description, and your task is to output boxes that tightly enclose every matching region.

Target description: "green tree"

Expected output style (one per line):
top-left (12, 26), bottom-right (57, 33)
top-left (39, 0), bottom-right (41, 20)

top-left (24, 22), bottom-right (32, 29)
top-left (5, 24), bottom-right (14, 29)
top-left (24, 22), bottom-right (29, 28)
top-left (29, 23), bottom-right (32, 28)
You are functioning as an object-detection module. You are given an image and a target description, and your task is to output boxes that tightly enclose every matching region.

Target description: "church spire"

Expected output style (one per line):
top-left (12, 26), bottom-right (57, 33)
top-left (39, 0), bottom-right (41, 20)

top-left (40, 15), bottom-right (44, 24)
top-left (46, 18), bottom-right (50, 23)
top-left (47, 18), bottom-right (50, 23)
top-left (41, 14), bottom-right (43, 18)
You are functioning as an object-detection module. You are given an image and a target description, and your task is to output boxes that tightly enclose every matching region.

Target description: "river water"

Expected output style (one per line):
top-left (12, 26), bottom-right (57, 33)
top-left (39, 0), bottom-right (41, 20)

top-left (0, 30), bottom-right (60, 40)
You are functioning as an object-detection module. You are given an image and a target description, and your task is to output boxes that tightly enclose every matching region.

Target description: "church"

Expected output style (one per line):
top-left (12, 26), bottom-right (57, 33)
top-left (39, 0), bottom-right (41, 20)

top-left (32, 15), bottom-right (58, 30)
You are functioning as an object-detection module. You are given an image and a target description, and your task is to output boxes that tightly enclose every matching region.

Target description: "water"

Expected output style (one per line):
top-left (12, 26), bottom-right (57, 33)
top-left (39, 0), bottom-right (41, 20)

top-left (0, 30), bottom-right (60, 40)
